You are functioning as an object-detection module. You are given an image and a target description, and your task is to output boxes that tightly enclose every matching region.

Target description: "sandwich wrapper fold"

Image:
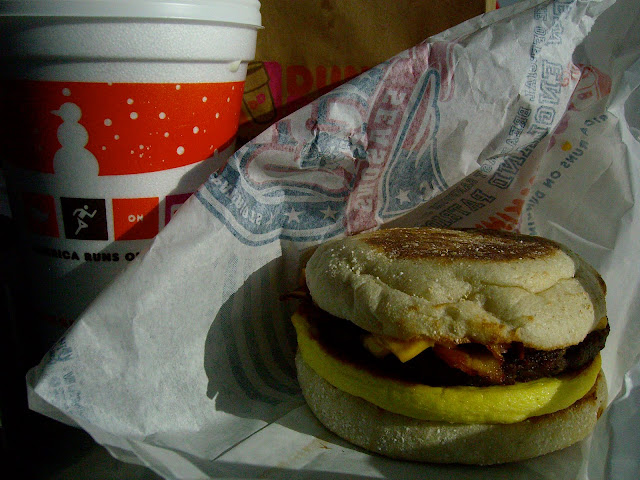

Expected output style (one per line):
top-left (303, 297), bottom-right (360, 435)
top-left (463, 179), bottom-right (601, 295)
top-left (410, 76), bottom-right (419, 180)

top-left (26, 0), bottom-right (640, 478)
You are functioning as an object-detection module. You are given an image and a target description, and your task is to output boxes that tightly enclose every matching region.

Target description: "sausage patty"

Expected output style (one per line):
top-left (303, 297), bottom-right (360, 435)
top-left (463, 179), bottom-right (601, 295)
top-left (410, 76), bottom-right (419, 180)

top-left (302, 301), bottom-right (608, 387)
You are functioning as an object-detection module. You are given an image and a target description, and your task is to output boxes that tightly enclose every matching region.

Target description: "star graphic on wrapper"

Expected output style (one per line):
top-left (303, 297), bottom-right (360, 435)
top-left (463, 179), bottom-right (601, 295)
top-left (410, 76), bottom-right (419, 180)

top-left (285, 207), bottom-right (302, 223)
top-left (395, 189), bottom-right (411, 204)
top-left (320, 206), bottom-right (338, 220)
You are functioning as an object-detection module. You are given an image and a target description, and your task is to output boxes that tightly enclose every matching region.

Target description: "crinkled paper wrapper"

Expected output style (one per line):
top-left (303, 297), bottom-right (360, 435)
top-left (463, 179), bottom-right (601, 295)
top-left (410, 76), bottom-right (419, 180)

top-left (27, 0), bottom-right (640, 478)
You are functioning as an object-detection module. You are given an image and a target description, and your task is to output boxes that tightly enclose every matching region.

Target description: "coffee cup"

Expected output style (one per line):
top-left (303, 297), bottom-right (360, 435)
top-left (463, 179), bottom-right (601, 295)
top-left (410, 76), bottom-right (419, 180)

top-left (0, 0), bottom-right (261, 349)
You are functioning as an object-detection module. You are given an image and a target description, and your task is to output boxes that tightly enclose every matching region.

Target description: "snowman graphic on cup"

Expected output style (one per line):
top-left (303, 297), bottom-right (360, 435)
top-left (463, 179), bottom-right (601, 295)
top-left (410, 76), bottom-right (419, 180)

top-left (51, 102), bottom-right (100, 236)
top-left (52, 102), bottom-right (100, 176)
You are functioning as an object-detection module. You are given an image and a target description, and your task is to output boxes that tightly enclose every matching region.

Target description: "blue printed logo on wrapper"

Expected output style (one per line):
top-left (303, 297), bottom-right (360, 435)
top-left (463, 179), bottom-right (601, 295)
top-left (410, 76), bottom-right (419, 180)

top-left (345, 42), bottom-right (455, 234)
top-left (380, 69), bottom-right (449, 220)
top-left (197, 66), bottom-right (382, 245)
top-left (197, 42), bottom-right (457, 244)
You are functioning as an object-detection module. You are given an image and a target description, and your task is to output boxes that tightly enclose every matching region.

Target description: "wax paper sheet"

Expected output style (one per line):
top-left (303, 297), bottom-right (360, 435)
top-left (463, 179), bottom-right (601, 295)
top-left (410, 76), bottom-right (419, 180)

top-left (26, 0), bottom-right (640, 478)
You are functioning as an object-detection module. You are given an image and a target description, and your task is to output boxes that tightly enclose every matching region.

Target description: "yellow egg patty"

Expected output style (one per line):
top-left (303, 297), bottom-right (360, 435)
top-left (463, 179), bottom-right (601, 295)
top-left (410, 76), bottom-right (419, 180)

top-left (292, 311), bottom-right (601, 424)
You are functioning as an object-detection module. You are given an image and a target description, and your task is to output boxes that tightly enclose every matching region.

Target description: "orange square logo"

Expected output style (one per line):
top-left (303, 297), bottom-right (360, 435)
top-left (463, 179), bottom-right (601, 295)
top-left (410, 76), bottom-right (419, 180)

top-left (23, 192), bottom-right (59, 238)
top-left (112, 197), bottom-right (159, 240)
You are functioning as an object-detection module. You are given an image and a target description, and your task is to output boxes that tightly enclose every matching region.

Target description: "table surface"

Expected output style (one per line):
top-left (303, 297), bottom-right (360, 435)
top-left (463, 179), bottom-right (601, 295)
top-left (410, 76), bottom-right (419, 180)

top-left (2, 412), bottom-right (163, 480)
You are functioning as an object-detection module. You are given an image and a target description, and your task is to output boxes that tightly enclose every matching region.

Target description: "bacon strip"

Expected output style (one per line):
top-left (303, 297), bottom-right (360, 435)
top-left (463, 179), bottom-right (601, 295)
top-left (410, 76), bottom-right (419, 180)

top-left (433, 344), bottom-right (506, 384)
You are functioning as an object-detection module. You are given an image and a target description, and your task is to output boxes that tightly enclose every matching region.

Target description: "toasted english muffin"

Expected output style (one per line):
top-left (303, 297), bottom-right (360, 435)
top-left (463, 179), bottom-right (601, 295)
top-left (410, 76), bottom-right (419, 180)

top-left (305, 227), bottom-right (607, 350)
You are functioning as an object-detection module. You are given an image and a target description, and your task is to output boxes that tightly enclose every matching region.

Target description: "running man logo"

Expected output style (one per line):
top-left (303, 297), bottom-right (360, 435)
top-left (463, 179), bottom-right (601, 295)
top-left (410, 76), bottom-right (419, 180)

top-left (60, 197), bottom-right (108, 240)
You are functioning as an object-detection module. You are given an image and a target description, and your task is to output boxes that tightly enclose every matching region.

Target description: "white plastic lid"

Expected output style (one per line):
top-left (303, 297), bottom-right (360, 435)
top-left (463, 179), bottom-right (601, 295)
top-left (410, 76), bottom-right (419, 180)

top-left (0, 0), bottom-right (262, 27)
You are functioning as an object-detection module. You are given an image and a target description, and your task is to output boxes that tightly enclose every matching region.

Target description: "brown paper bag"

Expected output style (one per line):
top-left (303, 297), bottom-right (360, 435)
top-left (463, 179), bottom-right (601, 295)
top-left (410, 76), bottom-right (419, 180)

top-left (238, 0), bottom-right (491, 144)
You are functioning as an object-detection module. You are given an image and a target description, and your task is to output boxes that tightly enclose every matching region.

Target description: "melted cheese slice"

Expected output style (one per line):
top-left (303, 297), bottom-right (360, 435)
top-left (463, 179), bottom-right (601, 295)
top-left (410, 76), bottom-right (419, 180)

top-left (292, 311), bottom-right (601, 424)
top-left (362, 333), bottom-right (434, 362)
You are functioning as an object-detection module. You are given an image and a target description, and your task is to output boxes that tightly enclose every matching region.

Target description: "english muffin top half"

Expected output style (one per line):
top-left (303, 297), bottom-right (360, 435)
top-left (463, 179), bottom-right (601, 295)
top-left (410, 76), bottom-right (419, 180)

top-left (305, 228), bottom-right (607, 350)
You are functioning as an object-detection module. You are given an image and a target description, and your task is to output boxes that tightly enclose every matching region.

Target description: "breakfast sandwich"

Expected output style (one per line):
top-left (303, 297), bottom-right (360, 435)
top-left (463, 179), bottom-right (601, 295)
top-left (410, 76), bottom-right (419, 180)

top-left (291, 227), bottom-right (608, 465)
